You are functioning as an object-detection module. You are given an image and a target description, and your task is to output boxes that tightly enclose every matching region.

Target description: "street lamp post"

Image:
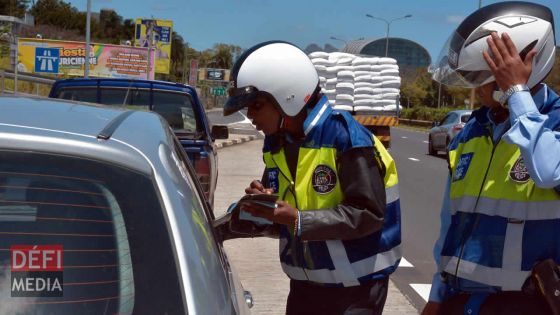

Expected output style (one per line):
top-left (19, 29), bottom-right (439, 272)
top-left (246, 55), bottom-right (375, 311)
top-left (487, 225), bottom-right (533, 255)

top-left (365, 14), bottom-right (412, 57)
top-left (84, 0), bottom-right (91, 78)
top-left (329, 36), bottom-right (348, 47)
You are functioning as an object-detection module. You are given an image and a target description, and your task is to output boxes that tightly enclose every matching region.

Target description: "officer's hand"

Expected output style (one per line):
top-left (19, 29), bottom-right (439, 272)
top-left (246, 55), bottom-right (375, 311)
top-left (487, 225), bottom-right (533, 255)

top-left (482, 32), bottom-right (536, 92)
top-left (241, 200), bottom-right (298, 227)
top-left (421, 302), bottom-right (441, 315)
top-left (244, 180), bottom-right (274, 195)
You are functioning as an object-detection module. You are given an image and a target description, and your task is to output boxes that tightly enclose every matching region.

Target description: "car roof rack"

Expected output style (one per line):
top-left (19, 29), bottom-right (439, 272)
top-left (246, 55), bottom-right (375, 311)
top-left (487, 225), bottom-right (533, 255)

top-left (97, 111), bottom-right (135, 140)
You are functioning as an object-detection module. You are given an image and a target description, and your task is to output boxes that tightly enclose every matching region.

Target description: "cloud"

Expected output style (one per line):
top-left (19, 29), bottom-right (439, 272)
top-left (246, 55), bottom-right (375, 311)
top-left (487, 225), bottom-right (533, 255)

top-left (446, 15), bottom-right (465, 24)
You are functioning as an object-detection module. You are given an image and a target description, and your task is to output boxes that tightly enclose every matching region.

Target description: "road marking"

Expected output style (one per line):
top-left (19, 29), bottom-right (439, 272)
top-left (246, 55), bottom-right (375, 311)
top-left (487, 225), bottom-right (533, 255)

top-left (401, 136), bottom-right (408, 139)
top-left (399, 257), bottom-right (413, 268)
top-left (408, 158), bottom-right (420, 162)
top-left (410, 283), bottom-right (431, 302)
top-left (423, 141), bottom-right (429, 144)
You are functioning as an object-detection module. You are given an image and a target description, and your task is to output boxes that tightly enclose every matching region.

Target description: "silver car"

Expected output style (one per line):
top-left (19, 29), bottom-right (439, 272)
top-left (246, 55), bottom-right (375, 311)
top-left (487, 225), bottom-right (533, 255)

top-left (0, 96), bottom-right (251, 314)
top-left (428, 109), bottom-right (472, 155)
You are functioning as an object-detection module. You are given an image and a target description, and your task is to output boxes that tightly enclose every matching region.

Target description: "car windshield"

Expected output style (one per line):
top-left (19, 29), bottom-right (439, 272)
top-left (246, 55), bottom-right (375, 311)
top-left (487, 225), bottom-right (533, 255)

top-left (57, 87), bottom-right (199, 134)
top-left (0, 150), bottom-right (185, 314)
top-left (152, 90), bottom-right (199, 134)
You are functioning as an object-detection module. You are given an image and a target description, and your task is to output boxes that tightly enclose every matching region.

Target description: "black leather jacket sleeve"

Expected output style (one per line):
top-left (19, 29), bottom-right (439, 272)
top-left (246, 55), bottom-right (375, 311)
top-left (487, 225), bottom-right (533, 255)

top-left (298, 147), bottom-right (386, 241)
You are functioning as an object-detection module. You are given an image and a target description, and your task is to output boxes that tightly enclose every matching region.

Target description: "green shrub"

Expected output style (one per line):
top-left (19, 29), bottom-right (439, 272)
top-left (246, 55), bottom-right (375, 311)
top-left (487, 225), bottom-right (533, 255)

top-left (401, 107), bottom-right (455, 122)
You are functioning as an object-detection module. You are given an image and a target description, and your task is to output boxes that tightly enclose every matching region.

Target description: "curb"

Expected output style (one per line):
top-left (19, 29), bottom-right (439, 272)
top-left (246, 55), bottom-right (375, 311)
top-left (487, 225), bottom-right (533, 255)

top-left (216, 135), bottom-right (258, 149)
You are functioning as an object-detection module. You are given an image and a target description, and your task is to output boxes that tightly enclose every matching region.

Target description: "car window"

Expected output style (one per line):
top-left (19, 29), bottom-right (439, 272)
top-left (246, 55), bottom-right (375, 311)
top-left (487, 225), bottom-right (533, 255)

top-left (0, 151), bottom-right (185, 314)
top-left (441, 113), bottom-right (458, 126)
top-left (99, 88), bottom-right (150, 112)
top-left (152, 90), bottom-right (199, 133)
top-left (57, 87), bottom-right (98, 103)
top-left (461, 114), bottom-right (471, 123)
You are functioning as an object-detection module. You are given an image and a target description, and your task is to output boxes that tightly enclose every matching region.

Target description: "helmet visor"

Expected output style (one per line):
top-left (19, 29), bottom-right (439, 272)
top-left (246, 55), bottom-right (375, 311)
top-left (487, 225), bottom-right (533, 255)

top-left (430, 31), bottom-right (494, 88)
top-left (223, 85), bottom-right (259, 116)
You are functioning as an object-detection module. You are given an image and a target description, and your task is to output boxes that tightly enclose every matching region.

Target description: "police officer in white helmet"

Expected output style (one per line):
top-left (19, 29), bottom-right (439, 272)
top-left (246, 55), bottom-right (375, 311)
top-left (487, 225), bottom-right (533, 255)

top-left (424, 2), bottom-right (560, 314)
top-left (225, 41), bottom-right (403, 314)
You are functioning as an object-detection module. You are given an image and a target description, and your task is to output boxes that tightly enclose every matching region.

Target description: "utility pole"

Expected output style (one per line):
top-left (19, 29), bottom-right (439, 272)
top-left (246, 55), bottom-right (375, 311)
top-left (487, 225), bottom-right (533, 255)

top-left (84, 0), bottom-right (91, 78)
top-left (14, 35), bottom-right (18, 93)
top-left (146, 21), bottom-right (154, 80)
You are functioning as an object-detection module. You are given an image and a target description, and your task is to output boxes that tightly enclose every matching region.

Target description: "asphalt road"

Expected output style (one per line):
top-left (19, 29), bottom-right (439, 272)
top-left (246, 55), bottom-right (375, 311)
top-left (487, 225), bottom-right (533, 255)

top-left (388, 127), bottom-right (449, 310)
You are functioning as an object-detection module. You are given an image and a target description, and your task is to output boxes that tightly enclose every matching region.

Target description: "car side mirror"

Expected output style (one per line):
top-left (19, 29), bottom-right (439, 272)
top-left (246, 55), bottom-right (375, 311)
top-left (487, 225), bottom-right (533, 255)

top-left (213, 202), bottom-right (276, 243)
top-left (432, 121), bottom-right (439, 127)
top-left (211, 125), bottom-right (229, 140)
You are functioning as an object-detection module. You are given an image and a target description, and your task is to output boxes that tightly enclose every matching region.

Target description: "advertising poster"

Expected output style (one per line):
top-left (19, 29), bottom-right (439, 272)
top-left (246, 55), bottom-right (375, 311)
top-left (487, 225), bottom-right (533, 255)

top-left (134, 18), bottom-right (173, 74)
top-left (17, 38), bottom-right (155, 79)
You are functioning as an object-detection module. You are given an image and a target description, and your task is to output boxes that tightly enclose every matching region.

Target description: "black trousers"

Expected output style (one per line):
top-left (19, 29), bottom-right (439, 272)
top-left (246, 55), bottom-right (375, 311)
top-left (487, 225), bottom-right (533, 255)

top-left (285, 277), bottom-right (389, 315)
top-left (439, 291), bottom-right (552, 315)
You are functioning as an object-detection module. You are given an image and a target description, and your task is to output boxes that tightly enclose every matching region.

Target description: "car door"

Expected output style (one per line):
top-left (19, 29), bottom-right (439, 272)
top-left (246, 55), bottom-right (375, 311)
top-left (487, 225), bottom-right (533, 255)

top-left (433, 114), bottom-right (450, 149)
top-left (169, 137), bottom-right (251, 315)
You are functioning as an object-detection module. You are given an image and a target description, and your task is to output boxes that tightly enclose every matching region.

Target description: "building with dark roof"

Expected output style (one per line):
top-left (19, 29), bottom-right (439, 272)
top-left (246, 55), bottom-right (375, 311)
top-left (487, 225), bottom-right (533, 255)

top-left (342, 37), bottom-right (431, 68)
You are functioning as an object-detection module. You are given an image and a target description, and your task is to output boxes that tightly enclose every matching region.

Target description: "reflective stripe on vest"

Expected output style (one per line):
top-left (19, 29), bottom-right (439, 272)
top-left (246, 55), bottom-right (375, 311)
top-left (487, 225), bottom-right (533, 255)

top-left (444, 128), bottom-right (560, 290)
top-left (441, 255), bottom-right (530, 290)
top-left (265, 133), bottom-right (401, 286)
top-left (281, 244), bottom-right (402, 286)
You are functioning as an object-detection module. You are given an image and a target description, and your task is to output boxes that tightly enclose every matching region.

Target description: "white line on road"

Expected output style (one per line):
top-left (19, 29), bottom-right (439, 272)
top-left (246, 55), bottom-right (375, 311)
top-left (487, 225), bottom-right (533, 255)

top-left (401, 136), bottom-right (408, 139)
top-left (410, 283), bottom-right (432, 302)
top-left (408, 158), bottom-right (420, 162)
top-left (399, 257), bottom-right (414, 268)
top-left (423, 141), bottom-right (429, 144)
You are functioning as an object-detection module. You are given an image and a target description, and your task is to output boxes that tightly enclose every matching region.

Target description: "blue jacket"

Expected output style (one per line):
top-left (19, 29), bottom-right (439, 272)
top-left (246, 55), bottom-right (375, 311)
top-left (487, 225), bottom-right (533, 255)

top-left (430, 84), bottom-right (560, 302)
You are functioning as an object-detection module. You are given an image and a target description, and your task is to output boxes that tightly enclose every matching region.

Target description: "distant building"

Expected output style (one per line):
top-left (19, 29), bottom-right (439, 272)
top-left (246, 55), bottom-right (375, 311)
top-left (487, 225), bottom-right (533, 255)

top-left (342, 37), bottom-right (431, 69)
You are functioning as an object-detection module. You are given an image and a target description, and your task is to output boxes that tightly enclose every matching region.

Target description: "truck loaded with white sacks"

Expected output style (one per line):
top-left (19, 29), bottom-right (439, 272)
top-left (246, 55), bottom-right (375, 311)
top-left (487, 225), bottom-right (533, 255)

top-left (308, 51), bottom-right (401, 147)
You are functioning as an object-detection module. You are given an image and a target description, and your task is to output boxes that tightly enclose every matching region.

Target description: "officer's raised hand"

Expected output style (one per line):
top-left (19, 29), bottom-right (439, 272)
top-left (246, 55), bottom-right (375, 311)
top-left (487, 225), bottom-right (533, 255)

top-left (482, 32), bottom-right (537, 91)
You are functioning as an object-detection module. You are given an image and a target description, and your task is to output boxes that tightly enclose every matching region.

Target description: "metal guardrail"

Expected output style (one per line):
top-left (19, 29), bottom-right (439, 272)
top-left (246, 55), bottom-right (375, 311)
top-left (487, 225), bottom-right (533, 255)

top-left (398, 118), bottom-right (433, 127)
top-left (0, 70), bottom-right (56, 95)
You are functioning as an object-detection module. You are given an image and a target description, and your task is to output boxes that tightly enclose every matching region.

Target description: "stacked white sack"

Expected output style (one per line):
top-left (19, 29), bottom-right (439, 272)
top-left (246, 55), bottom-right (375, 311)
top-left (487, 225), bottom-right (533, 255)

top-left (308, 51), bottom-right (401, 113)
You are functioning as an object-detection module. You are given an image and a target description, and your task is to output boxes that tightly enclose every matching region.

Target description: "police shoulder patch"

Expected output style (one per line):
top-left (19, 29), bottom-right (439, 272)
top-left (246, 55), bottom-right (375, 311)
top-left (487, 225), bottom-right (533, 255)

top-left (509, 157), bottom-right (530, 183)
top-left (312, 165), bottom-right (337, 194)
top-left (453, 152), bottom-right (474, 182)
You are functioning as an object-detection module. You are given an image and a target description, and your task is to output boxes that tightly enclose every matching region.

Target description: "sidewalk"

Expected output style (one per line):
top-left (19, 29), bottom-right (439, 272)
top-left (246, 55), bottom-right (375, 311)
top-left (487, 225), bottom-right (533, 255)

top-left (215, 133), bottom-right (260, 149)
top-left (215, 132), bottom-right (419, 314)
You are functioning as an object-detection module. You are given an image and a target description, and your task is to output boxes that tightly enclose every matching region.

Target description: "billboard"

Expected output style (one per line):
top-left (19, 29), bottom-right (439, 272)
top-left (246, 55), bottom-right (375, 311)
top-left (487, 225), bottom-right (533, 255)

top-left (188, 59), bottom-right (198, 86)
top-left (17, 38), bottom-right (155, 79)
top-left (198, 68), bottom-right (230, 82)
top-left (134, 19), bottom-right (172, 74)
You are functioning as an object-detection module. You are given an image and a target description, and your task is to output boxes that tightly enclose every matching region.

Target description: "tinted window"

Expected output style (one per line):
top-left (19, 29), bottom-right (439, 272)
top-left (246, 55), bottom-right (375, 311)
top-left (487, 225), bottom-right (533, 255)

top-left (57, 88), bottom-right (97, 103)
top-left (153, 91), bottom-right (199, 133)
top-left (441, 113), bottom-right (458, 126)
top-left (99, 88), bottom-right (150, 112)
top-left (461, 114), bottom-right (471, 123)
top-left (0, 151), bottom-right (185, 314)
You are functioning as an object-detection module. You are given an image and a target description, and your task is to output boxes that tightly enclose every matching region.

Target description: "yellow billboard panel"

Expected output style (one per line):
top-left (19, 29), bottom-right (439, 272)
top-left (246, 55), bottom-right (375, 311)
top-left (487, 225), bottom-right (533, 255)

top-left (134, 19), bottom-right (172, 74)
top-left (18, 38), bottom-right (155, 79)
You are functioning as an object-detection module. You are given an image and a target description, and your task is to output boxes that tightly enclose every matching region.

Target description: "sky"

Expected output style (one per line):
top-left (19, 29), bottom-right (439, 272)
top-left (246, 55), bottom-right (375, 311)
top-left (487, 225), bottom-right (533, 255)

top-left (66, 0), bottom-right (560, 63)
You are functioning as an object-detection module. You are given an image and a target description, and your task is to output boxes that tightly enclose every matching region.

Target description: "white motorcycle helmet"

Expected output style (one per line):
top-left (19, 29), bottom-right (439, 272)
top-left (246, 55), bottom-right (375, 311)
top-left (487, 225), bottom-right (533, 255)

top-left (224, 41), bottom-right (320, 117)
top-left (431, 1), bottom-right (556, 89)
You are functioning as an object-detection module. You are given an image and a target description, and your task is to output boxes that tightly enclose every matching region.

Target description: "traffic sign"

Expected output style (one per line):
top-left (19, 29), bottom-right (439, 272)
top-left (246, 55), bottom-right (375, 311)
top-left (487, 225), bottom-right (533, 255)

top-left (211, 86), bottom-right (226, 96)
top-left (35, 47), bottom-right (59, 74)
